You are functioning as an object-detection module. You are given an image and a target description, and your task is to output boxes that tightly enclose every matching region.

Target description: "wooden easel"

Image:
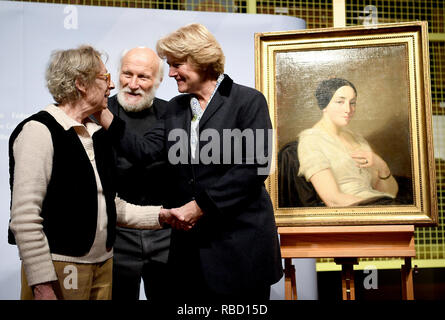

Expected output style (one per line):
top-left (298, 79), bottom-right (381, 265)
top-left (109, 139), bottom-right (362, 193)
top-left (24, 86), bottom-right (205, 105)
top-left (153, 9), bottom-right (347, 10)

top-left (279, 225), bottom-right (416, 300)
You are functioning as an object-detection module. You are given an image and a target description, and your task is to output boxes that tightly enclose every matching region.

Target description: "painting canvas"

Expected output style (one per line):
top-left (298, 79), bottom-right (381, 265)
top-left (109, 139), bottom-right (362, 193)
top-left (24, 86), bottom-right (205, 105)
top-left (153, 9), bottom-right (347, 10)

top-left (255, 22), bottom-right (438, 226)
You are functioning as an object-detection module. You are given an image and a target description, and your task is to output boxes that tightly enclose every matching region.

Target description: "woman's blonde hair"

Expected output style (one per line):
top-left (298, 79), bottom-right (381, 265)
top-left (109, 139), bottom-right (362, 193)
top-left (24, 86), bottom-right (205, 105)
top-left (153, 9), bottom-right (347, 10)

top-left (46, 45), bottom-right (104, 104)
top-left (156, 23), bottom-right (225, 79)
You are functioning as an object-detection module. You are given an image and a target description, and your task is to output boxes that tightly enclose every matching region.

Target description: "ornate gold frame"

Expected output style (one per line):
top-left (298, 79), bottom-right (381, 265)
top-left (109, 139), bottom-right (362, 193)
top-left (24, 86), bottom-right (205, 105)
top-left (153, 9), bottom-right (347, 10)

top-left (255, 22), bottom-right (438, 226)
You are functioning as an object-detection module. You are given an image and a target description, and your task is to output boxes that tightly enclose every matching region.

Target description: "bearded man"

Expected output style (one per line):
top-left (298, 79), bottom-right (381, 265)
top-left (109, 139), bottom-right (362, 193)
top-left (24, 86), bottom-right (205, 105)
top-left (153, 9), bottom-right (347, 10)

top-left (108, 47), bottom-right (170, 300)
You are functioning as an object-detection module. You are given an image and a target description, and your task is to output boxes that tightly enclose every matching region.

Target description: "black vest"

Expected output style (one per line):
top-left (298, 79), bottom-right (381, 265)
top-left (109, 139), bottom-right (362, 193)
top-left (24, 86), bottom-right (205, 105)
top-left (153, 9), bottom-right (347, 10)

top-left (8, 111), bottom-right (116, 256)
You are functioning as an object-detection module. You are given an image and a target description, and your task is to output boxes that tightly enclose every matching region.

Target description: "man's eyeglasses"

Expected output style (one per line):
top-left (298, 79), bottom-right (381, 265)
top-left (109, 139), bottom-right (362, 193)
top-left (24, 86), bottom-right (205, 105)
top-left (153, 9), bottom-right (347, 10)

top-left (97, 72), bottom-right (111, 86)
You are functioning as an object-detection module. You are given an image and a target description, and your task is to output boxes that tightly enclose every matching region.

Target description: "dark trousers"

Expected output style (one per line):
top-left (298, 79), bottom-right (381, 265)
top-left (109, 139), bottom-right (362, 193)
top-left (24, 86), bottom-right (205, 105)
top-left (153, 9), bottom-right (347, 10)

top-left (112, 226), bottom-right (171, 300)
top-left (168, 236), bottom-right (271, 302)
top-left (170, 267), bottom-right (271, 302)
top-left (190, 284), bottom-right (271, 301)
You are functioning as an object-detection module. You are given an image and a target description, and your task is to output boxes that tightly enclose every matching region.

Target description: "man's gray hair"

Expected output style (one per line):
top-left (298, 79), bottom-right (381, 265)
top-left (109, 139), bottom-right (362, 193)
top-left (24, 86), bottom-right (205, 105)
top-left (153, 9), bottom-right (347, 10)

top-left (118, 47), bottom-right (164, 87)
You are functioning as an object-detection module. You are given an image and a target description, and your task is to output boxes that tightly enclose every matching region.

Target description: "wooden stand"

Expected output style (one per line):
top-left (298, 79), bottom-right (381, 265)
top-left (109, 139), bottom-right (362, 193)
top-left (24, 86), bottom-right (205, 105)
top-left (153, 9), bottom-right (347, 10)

top-left (279, 225), bottom-right (416, 300)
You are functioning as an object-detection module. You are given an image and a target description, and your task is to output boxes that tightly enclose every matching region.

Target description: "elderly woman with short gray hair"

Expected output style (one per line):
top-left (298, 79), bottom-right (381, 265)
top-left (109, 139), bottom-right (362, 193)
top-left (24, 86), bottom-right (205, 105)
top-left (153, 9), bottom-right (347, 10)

top-left (8, 45), bottom-right (117, 300)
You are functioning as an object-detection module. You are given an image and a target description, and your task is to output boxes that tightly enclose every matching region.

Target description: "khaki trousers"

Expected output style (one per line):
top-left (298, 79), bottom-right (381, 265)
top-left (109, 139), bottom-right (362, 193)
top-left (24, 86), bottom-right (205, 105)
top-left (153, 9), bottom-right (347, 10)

top-left (21, 258), bottom-right (113, 300)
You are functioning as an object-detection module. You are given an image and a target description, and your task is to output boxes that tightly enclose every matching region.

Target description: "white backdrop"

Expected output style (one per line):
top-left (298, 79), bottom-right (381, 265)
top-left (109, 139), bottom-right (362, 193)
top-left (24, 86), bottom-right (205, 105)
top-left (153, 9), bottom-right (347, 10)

top-left (0, 1), bottom-right (316, 300)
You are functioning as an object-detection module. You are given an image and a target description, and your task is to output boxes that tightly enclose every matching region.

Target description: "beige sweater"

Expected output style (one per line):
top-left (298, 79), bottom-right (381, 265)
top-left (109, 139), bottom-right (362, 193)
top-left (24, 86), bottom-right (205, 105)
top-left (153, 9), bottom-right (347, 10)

top-left (10, 105), bottom-right (161, 287)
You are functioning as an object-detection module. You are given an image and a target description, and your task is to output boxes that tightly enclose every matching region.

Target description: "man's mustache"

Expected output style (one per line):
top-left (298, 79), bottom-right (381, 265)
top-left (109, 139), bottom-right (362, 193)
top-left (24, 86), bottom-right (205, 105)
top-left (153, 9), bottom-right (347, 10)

top-left (121, 87), bottom-right (146, 96)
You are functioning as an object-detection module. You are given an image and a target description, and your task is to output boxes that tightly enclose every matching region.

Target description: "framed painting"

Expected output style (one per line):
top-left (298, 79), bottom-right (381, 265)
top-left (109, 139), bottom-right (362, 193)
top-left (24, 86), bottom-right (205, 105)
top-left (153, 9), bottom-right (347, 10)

top-left (255, 21), bottom-right (438, 226)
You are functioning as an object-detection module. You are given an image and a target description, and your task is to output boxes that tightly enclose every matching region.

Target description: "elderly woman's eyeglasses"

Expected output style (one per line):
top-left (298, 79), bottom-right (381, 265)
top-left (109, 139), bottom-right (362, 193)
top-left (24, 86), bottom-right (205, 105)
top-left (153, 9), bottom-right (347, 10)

top-left (97, 73), bottom-right (111, 86)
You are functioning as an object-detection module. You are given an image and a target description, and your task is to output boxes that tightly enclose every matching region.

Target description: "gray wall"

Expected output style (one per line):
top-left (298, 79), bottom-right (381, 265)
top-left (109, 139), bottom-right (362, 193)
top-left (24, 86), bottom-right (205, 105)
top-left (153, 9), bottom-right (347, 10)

top-left (0, 1), bottom-right (314, 300)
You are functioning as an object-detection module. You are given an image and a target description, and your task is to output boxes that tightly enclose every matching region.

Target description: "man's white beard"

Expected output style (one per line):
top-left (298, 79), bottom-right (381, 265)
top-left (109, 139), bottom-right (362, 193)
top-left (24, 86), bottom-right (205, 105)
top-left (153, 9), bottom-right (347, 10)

top-left (117, 87), bottom-right (156, 112)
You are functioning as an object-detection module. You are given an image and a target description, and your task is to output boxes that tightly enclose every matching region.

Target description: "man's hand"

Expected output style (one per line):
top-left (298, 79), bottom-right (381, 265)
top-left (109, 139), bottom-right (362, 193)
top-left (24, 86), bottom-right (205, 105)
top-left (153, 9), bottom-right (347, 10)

top-left (33, 282), bottom-right (57, 300)
top-left (93, 108), bottom-right (114, 130)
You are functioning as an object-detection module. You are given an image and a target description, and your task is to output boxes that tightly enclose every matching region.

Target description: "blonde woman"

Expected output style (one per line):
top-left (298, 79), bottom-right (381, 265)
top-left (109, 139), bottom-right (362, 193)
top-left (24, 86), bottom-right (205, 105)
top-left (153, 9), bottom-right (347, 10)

top-left (95, 24), bottom-right (283, 300)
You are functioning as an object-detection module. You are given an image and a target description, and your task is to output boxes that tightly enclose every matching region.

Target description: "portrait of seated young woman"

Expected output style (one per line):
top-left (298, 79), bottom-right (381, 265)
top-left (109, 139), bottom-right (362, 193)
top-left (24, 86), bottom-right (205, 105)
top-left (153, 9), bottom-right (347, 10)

top-left (278, 78), bottom-right (413, 208)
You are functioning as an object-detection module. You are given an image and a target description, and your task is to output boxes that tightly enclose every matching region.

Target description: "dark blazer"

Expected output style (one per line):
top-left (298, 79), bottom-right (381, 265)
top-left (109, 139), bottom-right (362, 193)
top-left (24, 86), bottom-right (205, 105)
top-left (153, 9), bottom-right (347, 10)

top-left (108, 75), bottom-right (283, 295)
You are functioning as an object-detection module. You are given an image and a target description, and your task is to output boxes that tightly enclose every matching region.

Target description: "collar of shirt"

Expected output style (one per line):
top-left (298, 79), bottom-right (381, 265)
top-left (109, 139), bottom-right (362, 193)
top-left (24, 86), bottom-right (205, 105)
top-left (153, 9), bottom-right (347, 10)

top-left (45, 104), bottom-right (102, 136)
top-left (189, 74), bottom-right (225, 122)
